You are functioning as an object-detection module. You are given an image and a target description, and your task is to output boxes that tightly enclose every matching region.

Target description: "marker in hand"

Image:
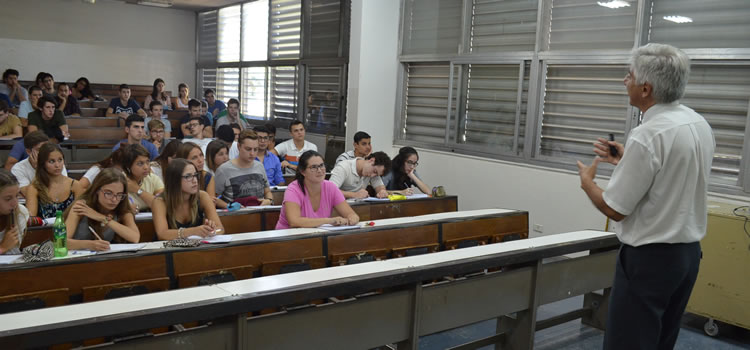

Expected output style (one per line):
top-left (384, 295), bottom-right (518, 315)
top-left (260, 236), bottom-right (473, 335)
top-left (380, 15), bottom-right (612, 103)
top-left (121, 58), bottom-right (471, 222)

top-left (608, 133), bottom-right (619, 157)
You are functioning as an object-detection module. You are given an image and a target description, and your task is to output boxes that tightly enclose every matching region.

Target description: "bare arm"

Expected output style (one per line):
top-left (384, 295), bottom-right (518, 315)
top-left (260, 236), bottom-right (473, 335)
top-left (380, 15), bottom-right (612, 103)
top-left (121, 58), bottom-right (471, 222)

top-left (333, 200), bottom-right (359, 225)
top-left (0, 125), bottom-right (23, 140)
top-left (25, 185), bottom-right (39, 217)
top-left (341, 189), bottom-right (369, 199)
top-left (137, 108), bottom-right (147, 118)
top-left (105, 107), bottom-right (117, 118)
top-left (577, 158), bottom-right (626, 222)
top-left (26, 125), bottom-right (38, 133)
top-left (283, 201), bottom-right (348, 228)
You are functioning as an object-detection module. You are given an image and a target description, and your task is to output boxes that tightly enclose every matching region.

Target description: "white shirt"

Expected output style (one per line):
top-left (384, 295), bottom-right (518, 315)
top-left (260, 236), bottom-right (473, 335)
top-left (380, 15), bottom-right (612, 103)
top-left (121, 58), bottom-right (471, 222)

top-left (603, 102), bottom-right (715, 246)
top-left (335, 150), bottom-right (356, 165)
top-left (182, 137), bottom-right (212, 156)
top-left (329, 158), bottom-right (385, 193)
top-left (11, 158), bottom-right (69, 188)
top-left (82, 165), bottom-right (101, 184)
top-left (228, 141), bottom-right (239, 160)
top-left (274, 139), bottom-right (318, 175)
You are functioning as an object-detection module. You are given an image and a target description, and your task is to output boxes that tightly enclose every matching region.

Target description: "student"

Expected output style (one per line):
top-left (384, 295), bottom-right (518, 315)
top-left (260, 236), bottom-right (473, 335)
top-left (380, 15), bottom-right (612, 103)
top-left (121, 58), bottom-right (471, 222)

top-left (147, 119), bottom-right (167, 153)
top-left (174, 83), bottom-right (190, 110)
top-left (204, 89), bottom-right (225, 117)
top-left (329, 151), bottom-right (391, 199)
top-left (27, 95), bottom-right (69, 142)
top-left (179, 99), bottom-right (213, 139)
top-left (0, 169), bottom-right (29, 255)
top-left (335, 131), bottom-right (372, 165)
top-left (106, 84), bottom-right (147, 119)
top-left (205, 140), bottom-right (229, 177)
top-left (150, 139), bottom-right (180, 181)
top-left (253, 125), bottom-right (284, 186)
top-left (39, 73), bottom-right (56, 99)
top-left (26, 143), bottom-right (83, 218)
top-left (382, 146), bottom-right (430, 195)
top-left (4, 138), bottom-right (27, 170)
top-left (33, 72), bottom-right (47, 93)
top-left (122, 144), bottom-right (164, 212)
top-left (11, 131), bottom-right (69, 197)
top-left (0, 100), bottom-right (23, 140)
top-left (213, 98), bottom-right (250, 130)
top-left (65, 168), bottom-right (139, 251)
top-left (215, 130), bottom-right (273, 205)
top-left (112, 114), bottom-right (159, 160)
top-left (176, 142), bottom-right (216, 194)
top-left (0, 69), bottom-right (28, 107)
top-left (153, 159), bottom-right (223, 240)
top-left (55, 83), bottom-right (81, 117)
top-left (273, 120), bottom-right (318, 175)
top-left (17, 85), bottom-right (42, 119)
top-left (143, 78), bottom-right (172, 111)
top-left (72, 77), bottom-right (98, 101)
top-left (181, 115), bottom-right (213, 155)
top-left (265, 123), bottom-right (277, 151)
top-left (275, 151), bottom-right (359, 230)
top-left (80, 146), bottom-right (125, 190)
top-left (143, 100), bottom-right (172, 138)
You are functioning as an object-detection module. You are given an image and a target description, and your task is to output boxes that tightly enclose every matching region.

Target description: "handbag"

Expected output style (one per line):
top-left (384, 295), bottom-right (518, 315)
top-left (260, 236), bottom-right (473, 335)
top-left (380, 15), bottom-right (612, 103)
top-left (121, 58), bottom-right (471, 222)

top-left (431, 186), bottom-right (446, 198)
top-left (21, 240), bottom-right (54, 262)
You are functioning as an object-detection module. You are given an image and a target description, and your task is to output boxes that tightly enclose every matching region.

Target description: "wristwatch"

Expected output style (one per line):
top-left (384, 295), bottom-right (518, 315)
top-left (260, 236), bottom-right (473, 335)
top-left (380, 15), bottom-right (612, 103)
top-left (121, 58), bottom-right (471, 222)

top-left (100, 216), bottom-right (110, 227)
top-left (137, 188), bottom-right (144, 196)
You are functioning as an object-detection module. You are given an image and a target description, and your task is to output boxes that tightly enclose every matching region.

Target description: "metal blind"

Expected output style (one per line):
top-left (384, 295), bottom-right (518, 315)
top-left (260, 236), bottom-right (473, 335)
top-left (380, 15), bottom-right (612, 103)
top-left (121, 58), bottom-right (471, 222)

top-left (306, 66), bottom-right (344, 130)
top-left (269, 66), bottom-right (298, 121)
top-left (242, 67), bottom-right (267, 119)
top-left (242, 1), bottom-right (269, 61)
top-left (197, 11), bottom-right (218, 64)
top-left (681, 64), bottom-right (750, 186)
top-left (216, 68), bottom-right (240, 103)
top-left (402, 0), bottom-right (462, 55)
top-left (308, 0), bottom-right (342, 58)
top-left (540, 64), bottom-right (629, 160)
top-left (200, 69), bottom-right (217, 94)
top-left (270, 0), bottom-right (302, 59)
top-left (403, 63), bottom-right (458, 144)
top-left (648, 0), bottom-right (750, 49)
top-left (462, 63), bottom-right (529, 154)
top-left (470, 0), bottom-right (538, 53)
top-left (218, 5), bottom-right (241, 63)
top-left (547, 0), bottom-right (636, 50)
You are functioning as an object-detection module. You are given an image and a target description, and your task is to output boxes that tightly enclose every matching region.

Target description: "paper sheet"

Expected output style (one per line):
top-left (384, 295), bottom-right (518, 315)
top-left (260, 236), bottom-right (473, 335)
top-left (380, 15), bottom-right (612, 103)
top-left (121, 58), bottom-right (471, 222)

top-left (92, 243), bottom-right (147, 255)
top-left (363, 197), bottom-right (390, 202)
top-left (318, 224), bottom-right (362, 231)
top-left (0, 255), bottom-right (21, 264)
top-left (187, 235), bottom-right (232, 244)
top-left (406, 193), bottom-right (430, 199)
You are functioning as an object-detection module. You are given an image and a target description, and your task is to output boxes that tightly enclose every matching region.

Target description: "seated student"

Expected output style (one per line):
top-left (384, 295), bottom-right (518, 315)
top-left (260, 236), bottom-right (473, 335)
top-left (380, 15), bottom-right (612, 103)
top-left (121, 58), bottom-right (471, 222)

top-left (27, 95), bottom-right (70, 142)
top-left (17, 85), bottom-right (42, 119)
top-left (200, 100), bottom-right (213, 122)
top-left (0, 169), bottom-right (29, 255)
top-left (213, 98), bottom-right (250, 130)
top-left (26, 143), bottom-right (83, 218)
top-left (80, 147), bottom-right (125, 190)
top-left (177, 142), bottom-right (228, 209)
top-left (215, 130), bottom-right (273, 205)
top-left (65, 168), bottom-right (140, 251)
top-left (179, 99), bottom-right (213, 139)
top-left (254, 125), bottom-right (284, 186)
top-left (0, 100), bottom-right (23, 140)
top-left (329, 151), bottom-right (391, 199)
top-left (32, 73), bottom-right (46, 93)
top-left (4, 139), bottom-right (27, 170)
top-left (147, 119), bottom-right (168, 154)
top-left (150, 139), bottom-right (180, 181)
top-left (382, 146), bottom-right (431, 195)
top-left (112, 114), bottom-right (159, 160)
top-left (181, 114), bottom-right (213, 155)
top-left (273, 120), bottom-right (318, 175)
top-left (39, 73), bottom-right (56, 99)
top-left (0, 69), bottom-right (28, 107)
top-left (143, 100), bottom-right (172, 138)
top-left (205, 139), bottom-right (229, 177)
top-left (11, 131), bottom-right (69, 197)
top-left (153, 159), bottom-right (223, 240)
top-left (106, 84), bottom-right (147, 120)
top-left (72, 77), bottom-right (99, 101)
top-left (55, 83), bottom-right (81, 117)
top-left (275, 151), bottom-right (359, 230)
top-left (122, 144), bottom-right (164, 212)
top-left (335, 131), bottom-right (372, 165)
top-left (143, 78), bottom-right (172, 111)
top-left (173, 83), bottom-right (190, 110)
top-left (204, 88), bottom-right (226, 117)
top-left (265, 123), bottom-right (277, 151)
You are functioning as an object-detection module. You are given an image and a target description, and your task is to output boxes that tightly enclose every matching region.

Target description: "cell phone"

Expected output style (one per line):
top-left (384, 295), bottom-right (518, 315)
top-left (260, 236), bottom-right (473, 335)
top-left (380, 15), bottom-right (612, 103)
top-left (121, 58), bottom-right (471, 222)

top-left (608, 133), bottom-right (619, 157)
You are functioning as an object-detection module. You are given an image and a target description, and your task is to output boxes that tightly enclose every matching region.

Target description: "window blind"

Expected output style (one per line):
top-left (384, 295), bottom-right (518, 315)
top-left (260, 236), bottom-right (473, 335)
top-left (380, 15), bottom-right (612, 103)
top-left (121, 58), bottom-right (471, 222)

top-left (470, 0), bottom-right (538, 53)
top-left (547, 0), bottom-right (636, 50)
top-left (242, 1), bottom-right (269, 61)
top-left (403, 63), bottom-right (459, 144)
top-left (270, 0), bottom-right (302, 59)
top-left (648, 0), bottom-right (750, 49)
top-left (402, 0), bottom-right (462, 55)
top-left (306, 66), bottom-right (344, 130)
top-left (197, 11), bottom-right (218, 64)
top-left (218, 5), bottom-right (242, 63)
top-left (308, 0), bottom-right (342, 58)
top-left (242, 67), bottom-right (267, 119)
top-left (216, 68), bottom-right (240, 103)
top-left (540, 64), bottom-right (630, 160)
top-left (269, 66), bottom-right (298, 121)
top-left (200, 69), bottom-right (217, 94)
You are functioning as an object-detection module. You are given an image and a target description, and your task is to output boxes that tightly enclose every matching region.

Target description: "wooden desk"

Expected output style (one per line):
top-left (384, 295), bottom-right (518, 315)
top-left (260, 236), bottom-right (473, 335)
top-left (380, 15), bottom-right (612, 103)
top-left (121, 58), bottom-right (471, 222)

top-left (66, 117), bottom-right (120, 128)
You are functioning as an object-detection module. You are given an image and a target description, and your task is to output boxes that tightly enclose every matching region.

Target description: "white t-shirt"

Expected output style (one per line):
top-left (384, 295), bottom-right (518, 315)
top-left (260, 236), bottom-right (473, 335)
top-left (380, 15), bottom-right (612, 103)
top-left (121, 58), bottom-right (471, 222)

top-left (83, 165), bottom-right (101, 184)
top-left (228, 141), bottom-right (239, 160)
top-left (11, 159), bottom-right (69, 188)
top-left (274, 139), bottom-right (318, 175)
top-left (603, 102), bottom-right (715, 247)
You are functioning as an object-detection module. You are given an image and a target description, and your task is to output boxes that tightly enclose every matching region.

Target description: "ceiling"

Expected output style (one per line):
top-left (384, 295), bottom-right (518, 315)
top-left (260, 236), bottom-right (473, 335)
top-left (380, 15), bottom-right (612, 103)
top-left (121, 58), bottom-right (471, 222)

top-left (121, 0), bottom-right (243, 11)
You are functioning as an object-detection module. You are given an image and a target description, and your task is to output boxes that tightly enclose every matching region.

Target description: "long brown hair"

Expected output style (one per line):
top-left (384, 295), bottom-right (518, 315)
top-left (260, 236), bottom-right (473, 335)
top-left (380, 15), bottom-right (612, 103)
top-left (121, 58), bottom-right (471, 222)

top-left (175, 142), bottom-right (207, 191)
top-left (161, 159), bottom-right (199, 229)
top-left (63, 168), bottom-right (130, 223)
top-left (120, 144), bottom-right (150, 181)
top-left (153, 139), bottom-right (180, 175)
top-left (32, 143), bottom-right (65, 204)
top-left (0, 169), bottom-right (19, 232)
top-left (206, 140), bottom-right (229, 172)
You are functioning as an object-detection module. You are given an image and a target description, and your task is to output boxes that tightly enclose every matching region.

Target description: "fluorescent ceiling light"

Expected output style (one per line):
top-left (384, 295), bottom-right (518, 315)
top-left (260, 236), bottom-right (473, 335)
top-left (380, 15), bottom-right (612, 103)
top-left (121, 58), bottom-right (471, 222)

top-left (597, 1), bottom-right (630, 9)
top-left (137, 0), bottom-right (172, 7)
top-left (663, 15), bottom-right (693, 24)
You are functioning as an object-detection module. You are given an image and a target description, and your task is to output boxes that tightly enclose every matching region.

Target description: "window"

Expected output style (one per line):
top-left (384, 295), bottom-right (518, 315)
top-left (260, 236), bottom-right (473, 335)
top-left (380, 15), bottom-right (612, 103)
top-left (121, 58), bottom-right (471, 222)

top-left (396, 0), bottom-right (750, 194)
top-left (197, 0), bottom-right (349, 135)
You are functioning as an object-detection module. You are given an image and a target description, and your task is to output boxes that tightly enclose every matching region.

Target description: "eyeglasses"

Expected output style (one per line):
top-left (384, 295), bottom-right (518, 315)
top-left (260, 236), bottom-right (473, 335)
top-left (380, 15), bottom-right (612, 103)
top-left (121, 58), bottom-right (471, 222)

top-left (406, 160), bottom-right (419, 167)
top-left (100, 190), bottom-right (128, 201)
top-left (188, 123), bottom-right (201, 129)
top-left (182, 172), bottom-right (200, 181)
top-left (258, 136), bottom-right (270, 141)
top-left (151, 130), bottom-right (165, 134)
top-left (308, 164), bottom-right (326, 171)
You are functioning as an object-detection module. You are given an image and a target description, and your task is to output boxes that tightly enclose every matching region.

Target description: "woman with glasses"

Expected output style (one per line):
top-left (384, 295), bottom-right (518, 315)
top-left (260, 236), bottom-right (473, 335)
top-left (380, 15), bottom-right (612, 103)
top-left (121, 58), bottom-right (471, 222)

top-left (382, 146), bottom-right (430, 195)
top-left (176, 142), bottom-right (228, 209)
top-left (275, 150), bottom-right (358, 229)
top-left (64, 168), bottom-right (140, 251)
top-left (152, 158), bottom-right (223, 240)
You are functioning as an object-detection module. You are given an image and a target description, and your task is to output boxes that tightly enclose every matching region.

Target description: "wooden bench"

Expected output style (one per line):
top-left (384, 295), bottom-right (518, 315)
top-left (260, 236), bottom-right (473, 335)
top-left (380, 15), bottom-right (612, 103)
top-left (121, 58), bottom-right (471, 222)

top-left (0, 288), bottom-right (69, 315)
top-left (66, 117), bottom-right (120, 128)
top-left (79, 108), bottom-right (105, 118)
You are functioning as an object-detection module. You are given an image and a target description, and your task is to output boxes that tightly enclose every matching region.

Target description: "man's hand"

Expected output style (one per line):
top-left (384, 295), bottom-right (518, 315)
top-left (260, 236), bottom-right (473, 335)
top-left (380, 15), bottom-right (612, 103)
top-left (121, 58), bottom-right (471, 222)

top-left (577, 157), bottom-right (601, 189)
top-left (353, 189), bottom-right (369, 199)
top-left (593, 138), bottom-right (624, 165)
top-left (118, 112), bottom-right (128, 120)
top-left (376, 189), bottom-right (388, 198)
top-left (281, 160), bottom-right (290, 169)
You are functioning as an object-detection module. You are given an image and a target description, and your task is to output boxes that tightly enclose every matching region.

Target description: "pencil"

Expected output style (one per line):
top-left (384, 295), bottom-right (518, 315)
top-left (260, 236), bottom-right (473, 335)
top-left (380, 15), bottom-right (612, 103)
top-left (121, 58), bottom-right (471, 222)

top-left (88, 226), bottom-right (104, 241)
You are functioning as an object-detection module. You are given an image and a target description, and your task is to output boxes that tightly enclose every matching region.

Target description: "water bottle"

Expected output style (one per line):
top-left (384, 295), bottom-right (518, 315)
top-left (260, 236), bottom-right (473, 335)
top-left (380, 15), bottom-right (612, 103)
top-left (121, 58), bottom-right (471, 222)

top-left (53, 210), bottom-right (67, 257)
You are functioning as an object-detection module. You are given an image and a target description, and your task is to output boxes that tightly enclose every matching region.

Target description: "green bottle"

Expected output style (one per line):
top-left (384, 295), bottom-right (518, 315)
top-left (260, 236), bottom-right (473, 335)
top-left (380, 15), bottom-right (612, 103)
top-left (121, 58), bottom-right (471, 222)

top-left (53, 210), bottom-right (67, 257)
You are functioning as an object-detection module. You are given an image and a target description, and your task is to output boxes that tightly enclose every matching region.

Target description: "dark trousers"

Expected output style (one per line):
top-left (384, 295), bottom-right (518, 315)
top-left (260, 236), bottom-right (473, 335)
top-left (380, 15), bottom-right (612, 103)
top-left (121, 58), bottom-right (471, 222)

top-left (604, 242), bottom-right (701, 350)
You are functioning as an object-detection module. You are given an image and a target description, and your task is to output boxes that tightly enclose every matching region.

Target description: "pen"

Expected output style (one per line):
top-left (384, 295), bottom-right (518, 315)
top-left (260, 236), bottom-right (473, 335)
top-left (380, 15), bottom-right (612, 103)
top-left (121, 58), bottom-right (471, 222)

top-left (88, 226), bottom-right (104, 241)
